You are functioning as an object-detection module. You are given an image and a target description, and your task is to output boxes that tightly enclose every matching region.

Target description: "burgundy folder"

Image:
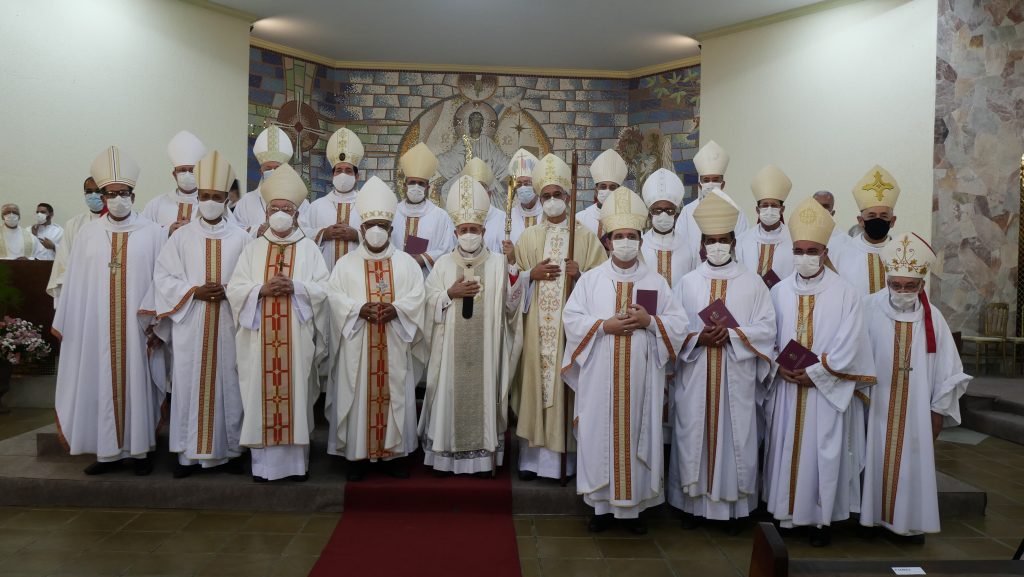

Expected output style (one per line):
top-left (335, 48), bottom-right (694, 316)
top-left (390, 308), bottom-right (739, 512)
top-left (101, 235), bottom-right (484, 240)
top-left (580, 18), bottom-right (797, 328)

top-left (762, 269), bottom-right (782, 289)
top-left (776, 339), bottom-right (819, 371)
top-left (698, 298), bottom-right (738, 329)
top-left (404, 235), bottom-right (428, 255)
top-left (636, 289), bottom-right (658, 314)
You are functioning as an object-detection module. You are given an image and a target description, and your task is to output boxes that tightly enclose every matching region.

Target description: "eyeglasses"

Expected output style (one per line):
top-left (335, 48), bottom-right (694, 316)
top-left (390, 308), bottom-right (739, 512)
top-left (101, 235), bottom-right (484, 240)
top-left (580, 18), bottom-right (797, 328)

top-left (267, 206), bottom-right (296, 216)
top-left (650, 207), bottom-right (678, 216)
top-left (887, 280), bottom-right (922, 292)
top-left (101, 190), bottom-right (133, 199)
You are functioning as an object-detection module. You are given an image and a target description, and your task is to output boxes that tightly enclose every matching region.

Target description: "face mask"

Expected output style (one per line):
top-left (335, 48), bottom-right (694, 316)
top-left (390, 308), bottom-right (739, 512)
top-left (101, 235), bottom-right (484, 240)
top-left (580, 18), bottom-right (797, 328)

top-left (699, 181), bottom-right (722, 199)
top-left (406, 184), bottom-right (426, 203)
top-left (517, 185), bottom-right (536, 204)
top-left (759, 206), bottom-right (781, 227)
top-left (705, 242), bottom-right (732, 266)
top-left (333, 173), bottom-right (356, 193)
top-left (793, 254), bottom-right (822, 278)
top-left (198, 200), bottom-right (226, 221)
top-left (596, 188), bottom-right (612, 205)
top-left (106, 196), bottom-right (133, 218)
top-left (176, 171), bottom-right (197, 192)
top-left (268, 211), bottom-right (294, 233)
top-left (261, 168), bottom-right (275, 181)
top-left (457, 233), bottom-right (483, 253)
top-left (611, 238), bottom-right (639, 262)
top-left (543, 198), bottom-right (566, 218)
top-left (35, 212), bottom-right (48, 225)
top-left (889, 290), bottom-right (919, 311)
top-left (651, 213), bottom-right (675, 233)
top-left (363, 225), bottom-right (390, 249)
top-left (3, 214), bottom-right (19, 227)
top-left (85, 192), bottom-right (104, 212)
top-left (863, 217), bottom-right (892, 241)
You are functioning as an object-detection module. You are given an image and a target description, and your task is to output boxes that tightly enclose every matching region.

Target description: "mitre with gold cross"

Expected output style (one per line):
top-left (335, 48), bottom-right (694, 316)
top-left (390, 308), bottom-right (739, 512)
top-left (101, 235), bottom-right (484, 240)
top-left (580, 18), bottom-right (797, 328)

top-left (853, 165), bottom-right (901, 211)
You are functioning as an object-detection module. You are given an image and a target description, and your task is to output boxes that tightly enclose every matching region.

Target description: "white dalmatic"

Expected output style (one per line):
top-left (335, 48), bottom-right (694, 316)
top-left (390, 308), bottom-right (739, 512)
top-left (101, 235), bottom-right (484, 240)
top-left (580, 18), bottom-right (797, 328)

top-left (419, 247), bottom-right (524, 474)
top-left (736, 224), bottom-right (795, 282)
top-left (832, 234), bottom-right (890, 296)
top-left (510, 201), bottom-right (544, 243)
top-left (153, 218), bottom-right (250, 468)
top-left (226, 228), bottom-right (329, 480)
top-left (390, 199), bottom-right (455, 275)
top-left (668, 260), bottom-right (775, 520)
top-left (676, 199), bottom-right (748, 263)
top-left (53, 214), bottom-right (166, 461)
top-left (640, 227), bottom-right (697, 289)
top-left (326, 243), bottom-right (426, 461)
top-left (305, 189), bottom-right (362, 267)
top-left (233, 186), bottom-right (312, 233)
top-left (860, 290), bottom-right (970, 536)
top-left (763, 269), bottom-right (875, 528)
top-left (562, 260), bottom-right (688, 518)
top-left (47, 211), bottom-right (103, 308)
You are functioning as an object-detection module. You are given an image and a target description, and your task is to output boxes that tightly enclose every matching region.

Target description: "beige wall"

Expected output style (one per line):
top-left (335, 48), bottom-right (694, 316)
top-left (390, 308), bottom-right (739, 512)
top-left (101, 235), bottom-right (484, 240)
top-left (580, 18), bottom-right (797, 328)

top-left (0, 0), bottom-right (250, 227)
top-left (699, 0), bottom-right (937, 241)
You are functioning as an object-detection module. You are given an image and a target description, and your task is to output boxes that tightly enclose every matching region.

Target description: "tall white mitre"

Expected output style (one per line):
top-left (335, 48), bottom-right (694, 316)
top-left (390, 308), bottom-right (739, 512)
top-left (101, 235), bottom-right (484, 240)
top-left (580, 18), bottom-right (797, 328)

top-left (252, 127), bottom-right (294, 166)
top-left (590, 149), bottom-right (628, 185)
top-left (693, 140), bottom-right (730, 177)
top-left (166, 130), bottom-right (207, 168)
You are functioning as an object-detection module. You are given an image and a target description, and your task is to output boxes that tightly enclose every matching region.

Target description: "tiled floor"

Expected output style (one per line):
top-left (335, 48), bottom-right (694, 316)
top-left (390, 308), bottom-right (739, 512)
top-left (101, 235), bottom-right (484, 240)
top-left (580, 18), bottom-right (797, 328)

top-left (0, 408), bottom-right (52, 442)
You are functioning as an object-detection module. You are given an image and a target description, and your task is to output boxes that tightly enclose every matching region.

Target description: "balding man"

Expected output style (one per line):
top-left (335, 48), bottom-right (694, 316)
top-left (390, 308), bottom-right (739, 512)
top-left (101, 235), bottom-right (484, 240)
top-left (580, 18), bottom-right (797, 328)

top-left (0, 204), bottom-right (46, 260)
top-left (813, 190), bottom-right (851, 256)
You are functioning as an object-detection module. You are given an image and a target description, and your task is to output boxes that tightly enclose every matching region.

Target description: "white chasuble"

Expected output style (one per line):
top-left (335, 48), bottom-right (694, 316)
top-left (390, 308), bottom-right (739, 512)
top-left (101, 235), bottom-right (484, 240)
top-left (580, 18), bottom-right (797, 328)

top-left (575, 204), bottom-right (602, 239)
top-left (233, 186), bottom-right (312, 233)
top-left (562, 260), bottom-right (688, 518)
top-left (327, 244), bottom-right (426, 461)
top-left (47, 211), bottom-right (103, 307)
top-left (53, 214), bottom-right (166, 461)
top-left (482, 205), bottom-right (509, 255)
top-left (860, 290), bottom-right (970, 536)
top-left (141, 190), bottom-right (199, 227)
top-left (305, 190), bottom-right (362, 267)
top-left (390, 200), bottom-right (456, 274)
top-left (832, 234), bottom-right (889, 296)
top-left (640, 228), bottom-right (697, 289)
top-left (0, 226), bottom-right (45, 260)
top-left (510, 202), bottom-right (544, 243)
top-left (736, 224), bottom-right (795, 281)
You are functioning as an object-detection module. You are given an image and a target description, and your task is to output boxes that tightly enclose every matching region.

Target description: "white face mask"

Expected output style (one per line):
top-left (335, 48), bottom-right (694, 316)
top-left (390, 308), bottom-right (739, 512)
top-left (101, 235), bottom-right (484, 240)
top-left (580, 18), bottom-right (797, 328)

top-left (268, 210), bottom-right (294, 233)
top-left (35, 212), bottom-right (48, 225)
top-left (705, 242), bottom-right (732, 266)
top-left (793, 254), bottom-right (822, 278)
top-left (889, 290), bottom-right (919, 311)
top-left (596, 188), bottom-right (613, 205)
top-left (611, 238), bottom-right (640, 262)
top-left (517, 185), bottom-right (536, 204)
top-left (333, 173), bottom-right (356, 193)
top-left (542, 198), bottom-right (566, 218)
top-left (261, 168), bottom-right (275, 181)
top-left (176, 171), bottom-right (197, 192)
top-left (199, 200), bottom-right (226, 221)
top-left (363, 225), bottom-right (390, 249)
top-left (3, 214), bottom-right (19, 227)
top-left (106, 196), bottom-right (133, 218)
top-left (457, 233), bottom-right (483, 253)
top-left (406, 184), bottom-right (426, 203)
top-left (759, 206), bottom-right (781, 227)
top-left (651, 213), bottom-right (675, 233)
top-left (699, 181), bottom-right (722, 199)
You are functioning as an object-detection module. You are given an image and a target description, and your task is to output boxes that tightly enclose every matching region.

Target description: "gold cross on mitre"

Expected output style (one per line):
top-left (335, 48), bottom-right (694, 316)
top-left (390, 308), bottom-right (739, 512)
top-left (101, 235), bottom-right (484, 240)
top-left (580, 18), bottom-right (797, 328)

top-left (862, 170), bottom-right (895, 202)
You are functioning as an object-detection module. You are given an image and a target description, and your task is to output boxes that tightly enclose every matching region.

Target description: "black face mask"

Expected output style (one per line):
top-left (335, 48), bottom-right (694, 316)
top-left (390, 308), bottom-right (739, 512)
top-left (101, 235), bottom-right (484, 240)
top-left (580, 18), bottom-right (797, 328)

top-left (863, 217), bottom-right (892, 240)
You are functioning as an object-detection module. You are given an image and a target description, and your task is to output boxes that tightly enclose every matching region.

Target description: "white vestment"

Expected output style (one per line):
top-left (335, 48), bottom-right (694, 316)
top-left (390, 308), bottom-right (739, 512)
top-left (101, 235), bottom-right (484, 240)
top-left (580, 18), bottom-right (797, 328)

top-left (676, 198), bottom-right (749, 263)
top-left (32, 223), bottom-right (63, 260)
top-left (575, 204), bottom-right (602, 238)
top-left (483, 206), bottom-right (509, 255)
top-left (153, 218), bottom-right (250, 467)
top-left (390, 199), bottom-right (455, 275)
top-left (736, 224), bottom-right (794, 282)
top-left (640, 228), bottom-right (697, 289)
top-left (832, 234), bottom-right (890, 296)
top-left (53, 214), bottom-right (166, 461)
top-left (47, 211), bottom-right (104, 307)
top-left (233, 186), bottom-right (312, 233)
top-left (510, 202), bottom-right (544, 244)
top-left (141, 190), bottom-right (200, 227)
top-left (562, 260), bottom-right (688, 518)
top-left (763, 269), bottom-right (875, 528)
top-left (304, 189), bottom-right (362, 267)
top-left (668, 261), bottom-right (775, 520)
top-left (860, 291), bottom-right (970, 535)
top-left (827, 228), bottom-right (852, 257)
top-left (0, 226), bottom-right (46, 260)
top-left (326, 243), bottom-right (426, 461)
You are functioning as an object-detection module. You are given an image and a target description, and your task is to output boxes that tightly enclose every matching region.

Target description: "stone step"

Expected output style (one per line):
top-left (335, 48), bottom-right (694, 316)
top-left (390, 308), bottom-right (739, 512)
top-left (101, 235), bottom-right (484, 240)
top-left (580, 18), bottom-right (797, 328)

top-left (961, 407), bottom-right (1024, 446)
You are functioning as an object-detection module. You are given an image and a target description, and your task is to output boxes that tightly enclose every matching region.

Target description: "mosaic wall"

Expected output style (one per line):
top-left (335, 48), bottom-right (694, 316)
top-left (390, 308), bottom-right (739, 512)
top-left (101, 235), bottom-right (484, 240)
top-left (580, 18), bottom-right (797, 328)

top-left (933, 0), bottom-right (1024, 336)
top-left (248, 46), bottom-right (700, 208)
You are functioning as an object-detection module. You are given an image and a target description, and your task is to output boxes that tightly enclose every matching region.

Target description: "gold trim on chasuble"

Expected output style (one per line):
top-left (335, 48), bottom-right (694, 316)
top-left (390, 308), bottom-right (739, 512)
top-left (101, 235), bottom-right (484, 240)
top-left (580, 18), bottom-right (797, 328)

top-left (705, 279), bottom-right (728, 493)
top-left (613, 281), bottom-right (634, 501)
top-left (867, 253), bottom-right (885, 294)
top-left (656, 250), bottom-right (672, 287)
top-left (757, 244), bottom-right (776, 277)
top-left (176, 203), bottom-right (193, 222)
top-left (196, 238), bottom-right (222, 456)
top-left (881, 320), bottom-right (913, 524)
top-left (537, 224), bottom-right (569, 408)
top-left (261, 243), bottom-right (296, 447)
top-left (335, 203), bottom-right (353, 262)
top-left (789, 294), bottom-right (815, 515)
top-left (108, 232), bottom-right (130, 449)
top-left (403, 216), bottom-right (420, 250)
top-left (524, 215), bottom-right (538, 229)
top-left (365, 258), bottom-right (395, 459)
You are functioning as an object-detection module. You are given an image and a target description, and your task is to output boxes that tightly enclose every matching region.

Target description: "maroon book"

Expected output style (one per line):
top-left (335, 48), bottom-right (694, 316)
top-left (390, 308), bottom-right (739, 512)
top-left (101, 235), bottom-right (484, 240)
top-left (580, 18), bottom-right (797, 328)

top-left (776, 339), bottom-right (819, 371)
top-left (762, 269), bottom-right (782, 289)
top-left (636, 289), bottom-right (658, 314)
top-left (404, 235), bottom-right (428, 255)
top-left (698, 298), bottom-right (738, 329)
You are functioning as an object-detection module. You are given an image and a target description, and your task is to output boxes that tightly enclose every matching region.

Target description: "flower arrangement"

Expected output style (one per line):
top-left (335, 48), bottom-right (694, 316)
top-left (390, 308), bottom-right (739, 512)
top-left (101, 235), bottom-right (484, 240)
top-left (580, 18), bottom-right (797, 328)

top-left (0, 316), bottom-right (52, 365)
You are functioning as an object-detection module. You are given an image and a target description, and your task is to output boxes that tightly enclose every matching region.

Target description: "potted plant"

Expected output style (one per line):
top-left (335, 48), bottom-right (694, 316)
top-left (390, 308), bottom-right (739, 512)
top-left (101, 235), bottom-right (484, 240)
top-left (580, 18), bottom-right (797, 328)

top-left (0, 316), bottom-right (52, 413)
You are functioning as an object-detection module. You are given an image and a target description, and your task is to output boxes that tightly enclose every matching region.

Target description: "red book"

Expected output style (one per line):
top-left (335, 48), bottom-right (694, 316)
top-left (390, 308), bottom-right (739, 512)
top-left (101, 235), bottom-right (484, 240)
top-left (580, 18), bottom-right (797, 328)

top-left (404, 235), bottom-right (428, 255)
top-left (776, 339), bottom-right (819, 371)
top-left (698, 298), bottom-right (738, 329)
top-left (636, 289), bottom-right (658, 314)
top-left (762, 269), bottom-right (781, 289)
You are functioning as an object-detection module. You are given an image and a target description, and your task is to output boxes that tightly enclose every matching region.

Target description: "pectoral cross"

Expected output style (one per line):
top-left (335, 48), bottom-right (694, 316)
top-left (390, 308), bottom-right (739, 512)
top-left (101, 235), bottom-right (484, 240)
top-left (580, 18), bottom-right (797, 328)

top-left (376, 278), bottom-right (390, 294)
top-left (108, 260), bottom-right (121, 273)
top-left (896, 362), bottom-right (914, 379)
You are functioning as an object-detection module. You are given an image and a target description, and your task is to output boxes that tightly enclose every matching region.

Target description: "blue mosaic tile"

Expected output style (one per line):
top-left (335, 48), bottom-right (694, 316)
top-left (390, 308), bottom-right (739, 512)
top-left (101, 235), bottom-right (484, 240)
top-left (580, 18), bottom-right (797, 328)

top-left (261, 50), bottom-right (282, 65)
top-left (249, 74), bottom-right (261, 88)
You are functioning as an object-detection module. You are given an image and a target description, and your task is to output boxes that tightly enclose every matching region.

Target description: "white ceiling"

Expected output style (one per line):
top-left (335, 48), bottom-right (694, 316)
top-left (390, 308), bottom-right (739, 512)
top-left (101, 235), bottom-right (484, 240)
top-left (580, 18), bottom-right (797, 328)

top-left (214, 0), bottom-right (824, 71)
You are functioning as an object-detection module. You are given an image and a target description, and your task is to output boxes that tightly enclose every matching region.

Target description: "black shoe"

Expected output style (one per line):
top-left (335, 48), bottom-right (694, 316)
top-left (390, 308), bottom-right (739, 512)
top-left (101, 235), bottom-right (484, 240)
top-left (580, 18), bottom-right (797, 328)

top-left (346, 461), bottom-right (367, 482)
top-left (680, 512), bottom-right (701, 530)
top-left (172, 463), bottom-right (197, 479)
top-left (432, 469), bottom-right (454, 478)
top-left (287, 474), bottom-right (309, 483)
top-left (83, 460), bottom-right (119, 476)
top-left (133, 457), bottom-right (153, 476)
top-left (222, 458), bottom-right (245, 475)
top-left (901, 533), bottom-right (926, 545)
top-left (252, 475), bottom-right (268, 483)
top-left (382, 461), bottom-right (410, 479)
top-left (809, 526), bottom-right (832, 548)
top-left (474, 471), bottom-right (493, 479)
top-left (624, 518), bottom-right (648, 535)
top-left (588, 514), bottom-right (613, 533)
top-left (857, 524), bottom-right (878, 539)
top-left (518, 470), bottom-right (538, 482)
top-left (724, 519), bottom-right (744, 536)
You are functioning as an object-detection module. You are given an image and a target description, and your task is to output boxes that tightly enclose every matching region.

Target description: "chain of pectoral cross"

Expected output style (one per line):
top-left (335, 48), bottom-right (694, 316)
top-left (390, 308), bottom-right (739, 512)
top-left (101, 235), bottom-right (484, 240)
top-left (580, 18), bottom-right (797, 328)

top-left (107, 233), bottom-right (124, 273)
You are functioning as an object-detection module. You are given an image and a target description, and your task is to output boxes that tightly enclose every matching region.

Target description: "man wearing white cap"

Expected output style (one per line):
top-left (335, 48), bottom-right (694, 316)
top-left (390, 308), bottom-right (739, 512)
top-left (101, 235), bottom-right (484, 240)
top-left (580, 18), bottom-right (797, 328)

top-left (512, 153), bottom-right (606, 482)
top-left (832, 166), bottom-right (901, 295)
top-left (391, 142), bottom-right (455, 275)
top-left (47, 177), bottom-right (106, 308)
top-left (736, 165), bottom-right (795, 285)
top-left (562, 187), bottom-right (687, 534)
top-left (641, 168), bottom-right (696, 288)
top-left (507, 148), bottom-right (544, 242)
top-left (307, 127), bottom-right (365, 267)
top-left (668, 190), bottom-right (775, 534)
top-left (762, 198), bottom-right (874, 547)
top-left (860, 233), bottom-right (970, 543)
top-left (419, 175), bottom-right (525, 477)
top-left (678, 141), bottom-right (748, 261)
top-left (227, 164), bottom-right (330, 482)
top-left (576, 149), bottom-right (627, 241)
top-left (0, 204), bottom-right (46, 260)
top-left (53, 146), bottom-right (166, 476)
top-left (327, 176), bottom-right (426, 481)
top-left (142, 130), bottom-right (207, 231)
top-left (234, 127), bottom-right (310, 232)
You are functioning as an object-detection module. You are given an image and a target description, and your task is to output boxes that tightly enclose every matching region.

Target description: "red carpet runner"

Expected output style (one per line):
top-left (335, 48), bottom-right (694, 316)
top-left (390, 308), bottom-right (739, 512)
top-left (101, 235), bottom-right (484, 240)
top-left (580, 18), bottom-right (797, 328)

top-left (309, 458), bottom-right (521, 577)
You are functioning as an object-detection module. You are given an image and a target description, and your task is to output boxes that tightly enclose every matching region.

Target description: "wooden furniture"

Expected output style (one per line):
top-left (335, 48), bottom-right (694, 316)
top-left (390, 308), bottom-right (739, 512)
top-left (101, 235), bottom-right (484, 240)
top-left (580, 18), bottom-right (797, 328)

top-left (961, 302), bottom-right (1009, 374)
top-left (1005, 314), bottom-right (1024, 377)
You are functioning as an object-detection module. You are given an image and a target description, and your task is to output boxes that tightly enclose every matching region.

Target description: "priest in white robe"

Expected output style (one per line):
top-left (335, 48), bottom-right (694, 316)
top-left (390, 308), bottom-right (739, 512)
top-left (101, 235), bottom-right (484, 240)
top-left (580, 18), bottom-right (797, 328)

top-left (306, 127), bottom-right (364, 267)
top-left (675, 141), bottom-right (748, 262)
top-left (860, 233), bottom-right (970, 542)
top-left (154, 151), bottom-right (249, 477)
top-left (763, 197), bottom-right (875, 547)
top-left (327, 176), bottom-right (426, 480)
top-left (391, 143), bottom-right (455, 275)
top-left (47, 177), bottom-right (107, 308)
top-left (576, 149), bottom-right (627, 240)
top-left (234, 127), bottom-right (311, 233)
top-left (831, 166), bottom-right (901, 295)
top-left (0, 204), bottom-right (47, 260)
top-left (562, 187), bottom-right (688, 534)
top-left (813, 191), bottom-right (851, 256)
top-left (736, 165), bottom-right (795, 284)
top-left (507, 148), bottom-right (544, 243)
top-left (141, 130), bottom-right (207, 231)
top-left (668, 190), bottom-right (775, 533)
top-left (53, 146), bottom-right (166, 475)
top-left (419, 176), bottom-right (524, 476)
top-left (227, 163), bottom-right (330, 482)
top-left (640, 168), bottom-right (696, 289)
